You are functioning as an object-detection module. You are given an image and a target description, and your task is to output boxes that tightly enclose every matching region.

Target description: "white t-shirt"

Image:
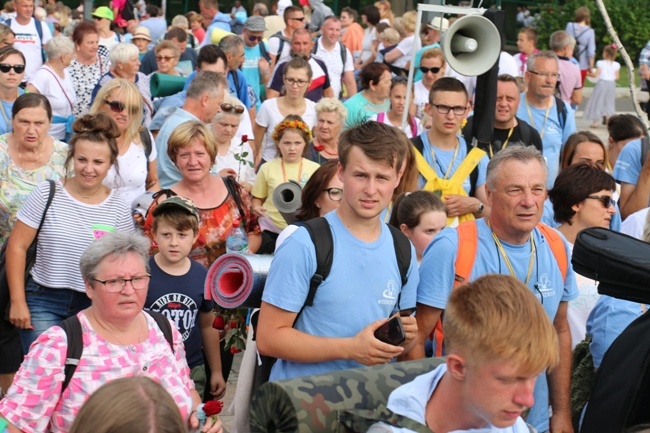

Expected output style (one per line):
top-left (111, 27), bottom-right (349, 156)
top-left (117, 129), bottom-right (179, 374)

top-left (255, 98), bottom-right (317, 162)
top-left (413, 80), bottom-right (430, 120)
top-left (103, 133), bottom-right (157, 207)
top-left (28, 65), bottom-right (76, 141)
top-left (98, 32), bottom-right (122, 51)
top-left (596, 59), bottom-right (620, 81)
top-left (360, 27), bottom-right (376, 62)
top-left (10, 17), bottom-right (53, 81)
top-left (212, 139), bottom-right (256, 185)
top-left (392, 34), bottom-right (419, 69)
top-left (367, 112), bottom-right (423, 139)
top-left (267, 30), bottom-right (291, 65)
top-left (313, 39), bottom-right (354, 98)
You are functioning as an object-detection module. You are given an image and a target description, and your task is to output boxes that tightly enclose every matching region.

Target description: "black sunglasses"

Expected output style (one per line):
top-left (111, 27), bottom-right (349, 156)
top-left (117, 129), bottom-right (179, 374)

top-left (419, 66), bottom-right (441, 74)
top-left (220, 103), bottom-right (245, 114)
top-left (289, 17), bottom-right (305, 21)
top-left (104, 99), bottom-right (127, 113)
top-left (586, 195), bottom-right (616, 209)
top-left (247, 35), bottom-right (263, 42)
top-left (0, 63), bottom-right (25, 74)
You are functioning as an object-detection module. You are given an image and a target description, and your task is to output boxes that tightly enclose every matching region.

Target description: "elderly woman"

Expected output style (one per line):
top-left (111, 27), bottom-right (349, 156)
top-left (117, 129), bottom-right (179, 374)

top-left (92, 42), bottom-right (153, 127)
top-left (0, 232), bottom-right (223, 433)
top-left (154, 40), bottom-right (183, 77)
top-left (90, 78), bottom-right (159, 206)
top-left (0, 46), bottom-right (25, 135)
top-left (66, 20), bottom-right (111, 117)
top-left (26, 35), bottom-right (76, 141)
top-left (383, 10), bottom-right (419, 76)
top-left (0, 93), bottom-right (68, 407)
top-left (343, 62), bottom-right (391, 128)
top-left (308, 97), bottom-right (346, 164)
top-left (549, 163), bottom-right (617, 349)
top-left (5, 113), bottom-right (136, 352)
top-left (210, 95), bottom-right (255, 192)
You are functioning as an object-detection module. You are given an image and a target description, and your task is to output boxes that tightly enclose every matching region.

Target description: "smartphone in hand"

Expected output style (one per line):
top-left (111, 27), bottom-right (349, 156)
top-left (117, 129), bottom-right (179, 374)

top-left (374, 316), bottom-right (406, 346)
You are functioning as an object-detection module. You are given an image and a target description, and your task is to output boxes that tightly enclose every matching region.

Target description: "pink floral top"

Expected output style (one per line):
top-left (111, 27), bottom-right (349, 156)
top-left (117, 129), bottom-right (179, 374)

top-left (0, 311), bottom-right (194, 433)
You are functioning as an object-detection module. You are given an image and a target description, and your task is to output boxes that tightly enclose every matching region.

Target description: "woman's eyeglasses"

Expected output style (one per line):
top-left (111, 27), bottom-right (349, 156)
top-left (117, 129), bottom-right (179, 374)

top-left (419, 66), bottom-right (441, 75)
top-left (585, 195), bottom-right (616, 209)
top-left (285, 77), bottom-right (309, 86)
top-left (104, 99), bottom-right (127, 113)
top-left (220, 103), bottom-right (245, 114)
top-left (156, 55), bottom-right (176, 62)
top-left (92, 275), bottom-right (151, 292)
top-left (0, 63), bottom-right (25, 74)
top-left (323, 187), bottom-right (343, 201)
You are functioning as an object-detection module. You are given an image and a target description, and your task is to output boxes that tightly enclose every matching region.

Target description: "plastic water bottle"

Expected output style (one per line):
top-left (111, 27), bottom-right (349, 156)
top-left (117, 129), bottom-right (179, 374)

top-left (226, 219), bottom-right (248, 254)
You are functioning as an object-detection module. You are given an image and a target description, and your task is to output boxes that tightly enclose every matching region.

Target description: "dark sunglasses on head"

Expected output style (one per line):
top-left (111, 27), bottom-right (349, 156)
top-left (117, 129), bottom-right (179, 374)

top-left (247, 35), bottom-right (263, 42)
top-left (0, 63), bottom-right (25, 73)
top-left (420, 66), bottom-right (441, 74)
top-left (585, 195), bottom-right (616, 209)
top-left (220, 103), bottom-right (245, 114)
top-left (104, 99), bottom-right (127, 113)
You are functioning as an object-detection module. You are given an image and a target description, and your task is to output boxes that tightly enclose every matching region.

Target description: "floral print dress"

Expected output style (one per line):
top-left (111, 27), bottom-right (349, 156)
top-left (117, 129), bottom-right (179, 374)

top-left (66, 46), bottom-right (110, 117)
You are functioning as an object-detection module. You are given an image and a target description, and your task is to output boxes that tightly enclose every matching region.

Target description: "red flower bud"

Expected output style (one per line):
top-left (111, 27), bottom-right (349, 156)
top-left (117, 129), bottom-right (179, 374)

top-left (241, 135), bottom-right (248, 142)
top-left (229, 320), bottom-right (238, 329)
top-left (313, 144), bottom-right (324, 152)
top-left (230, 346), bottom-right (242, 354)
top-left (203, 400), bottom-right (224, 416)
top-left (212, 315), bottom-right (225, 330)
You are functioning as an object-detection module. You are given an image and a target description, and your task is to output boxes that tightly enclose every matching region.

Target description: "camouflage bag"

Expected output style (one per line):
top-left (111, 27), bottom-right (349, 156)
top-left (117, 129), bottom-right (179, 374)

top-left (249, 358), bottom-right (444, 433)
top-left (337, 403), bottom-right (433, 433)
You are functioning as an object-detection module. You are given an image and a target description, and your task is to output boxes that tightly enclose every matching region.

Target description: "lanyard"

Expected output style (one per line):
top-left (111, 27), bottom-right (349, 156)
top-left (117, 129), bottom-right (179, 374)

top-left (525, 97), bottom-right (552, 140)
top-left (488, 219), bottom-right (536, 284)
top-left (489, 126), bottom-right (515, 158)
top-left (432, 138), bottom-right (459, 180)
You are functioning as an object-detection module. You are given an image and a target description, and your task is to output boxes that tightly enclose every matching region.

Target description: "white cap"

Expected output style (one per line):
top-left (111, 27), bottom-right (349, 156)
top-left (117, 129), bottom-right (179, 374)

top-left (277, 0), bottom-right (292, 15)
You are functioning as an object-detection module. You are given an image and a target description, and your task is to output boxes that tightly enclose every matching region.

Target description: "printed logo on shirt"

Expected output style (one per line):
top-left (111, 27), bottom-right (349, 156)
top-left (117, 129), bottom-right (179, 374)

top-left (150, 293), bottom-right (198, 341)
top-left (379, 279), bottom-right (398, 305)
top-left (91, 224), bottom-right (116, 239)
top-left (14, 32), bottom-right (38, 44)
top-left (535, 273), bottom-right (556, 300)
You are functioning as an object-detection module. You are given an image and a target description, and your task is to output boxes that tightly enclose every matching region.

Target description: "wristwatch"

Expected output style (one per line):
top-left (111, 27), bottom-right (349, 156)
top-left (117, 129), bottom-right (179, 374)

top-left (476, 201), bottom-right (485, 215)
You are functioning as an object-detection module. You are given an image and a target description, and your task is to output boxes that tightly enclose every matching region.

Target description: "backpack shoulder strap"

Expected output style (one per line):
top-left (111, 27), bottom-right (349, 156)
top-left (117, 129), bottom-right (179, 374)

top-left (339, 42), bottom-right (347, 66)
top-left (60, 315), bottom-right (83, 395)
top-left (139, 127), bottom-right (152, 160)
top-left (145, 310), bottom-right (175, 353)
top-left (377, 111), bottom-right (385, 123)
top-left (536, 223), bottom-right (568, 281)
top-left (518, 117), bottom-right (531, 146)
top-left (338, 403), bottom-right (434, 433)
top-left (640, 136), bottom-right (649, 167)
top-left (454, 220), bottom-right (478, 287)
top-left (302, 217), bottom-right (333, 308)
top-left (259, 41), bottom-right (270, 62)
top-left (386, 224), bottom-right (411, 287)
top-left (410, 135), bottom-right (424, 154)
top-left (555, 96), bottom-right (567, 130)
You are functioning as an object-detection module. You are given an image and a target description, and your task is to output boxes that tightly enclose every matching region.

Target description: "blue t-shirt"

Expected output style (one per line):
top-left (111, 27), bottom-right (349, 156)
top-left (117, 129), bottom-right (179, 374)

top-left (612, 138), bottom-right (644, 186)
top-left (0, 87), bottom-right (24, 135)
top-left (243, 42), bottom-right (268, 110)
top-left (343, 91), bottom-right (390, 128)
top-left (145, 256), bottom-right (213, 369)
top-left (418, 218), bottom-right (578, 432)
top-left (416, 132), bottom-right (488, 193)
top-left (516, 96), bottom-right (576, 188)
top-left (183, 69), bottom-right (252, 109)
top-left (155, 108), bottom-right (200, 188)
top-left (262, 211), bottom-right (420, 381)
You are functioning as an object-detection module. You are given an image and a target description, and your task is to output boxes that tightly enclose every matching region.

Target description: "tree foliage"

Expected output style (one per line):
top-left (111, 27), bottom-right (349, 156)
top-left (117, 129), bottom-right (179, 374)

top-left (536, 0), bottom-right (650, 64)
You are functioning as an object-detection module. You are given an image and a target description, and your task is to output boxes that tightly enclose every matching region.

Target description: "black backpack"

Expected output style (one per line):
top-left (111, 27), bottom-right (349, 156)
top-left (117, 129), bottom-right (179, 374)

top-left (121, 0), bottom-right (137, 21)
top-left (59, 310), bottom-right (174, 395)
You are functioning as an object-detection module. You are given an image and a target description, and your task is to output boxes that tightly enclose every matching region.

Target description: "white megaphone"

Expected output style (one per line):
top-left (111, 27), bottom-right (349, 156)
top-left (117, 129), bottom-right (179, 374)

top-left (441, 13), bottom-right (501, 76)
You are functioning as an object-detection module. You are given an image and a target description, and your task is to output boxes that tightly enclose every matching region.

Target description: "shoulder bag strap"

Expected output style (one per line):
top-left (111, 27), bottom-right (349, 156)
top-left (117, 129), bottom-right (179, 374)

top-left (60, 314), bottom-right (83, 395)
top-left (36, 180), bottom-right (55, 235)
top-left (145, 309), bottom-right (175, 353)
top-left (338, 404), bottom-right (434, 433)
top-left (42, 67), bottom-right (74, 111)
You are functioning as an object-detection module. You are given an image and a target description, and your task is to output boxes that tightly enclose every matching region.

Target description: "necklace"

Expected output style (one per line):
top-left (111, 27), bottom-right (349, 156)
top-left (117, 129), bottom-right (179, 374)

top-left (15, 140), bottom-right (45, 170)
top-left (431, 138), bottom-right (459, 180)
top-left (488, 126), bottom-right (515, 158)
top-left (75, 182), bottom-right (104, 199)
top-left (91, 309), bottom-right (143, 350)
top-left (487, 219), bottom-right (536, 284)
top-left (320, 144), bottom-right (338, 156)
top-left (281, 158), bottom-right (303, 183)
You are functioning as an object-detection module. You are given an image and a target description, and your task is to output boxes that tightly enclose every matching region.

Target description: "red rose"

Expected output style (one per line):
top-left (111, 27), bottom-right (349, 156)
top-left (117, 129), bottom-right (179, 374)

top-left (230, 346), bottom-right (242, 354)
top-left (229, 320), bottom-right (238, 329)
top-left (313, 144), bottom-right (324, 152)
top-left (241, 135), bottom-right (248, 142)
top-left (203, 400), bottom-right (224, 417)
top-left (212, 316), bottom-right (225, 330)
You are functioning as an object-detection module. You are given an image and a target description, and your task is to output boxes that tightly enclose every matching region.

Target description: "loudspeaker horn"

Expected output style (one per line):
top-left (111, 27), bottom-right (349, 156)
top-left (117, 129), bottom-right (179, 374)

top-left (441, 13), bottom-right (501, 76)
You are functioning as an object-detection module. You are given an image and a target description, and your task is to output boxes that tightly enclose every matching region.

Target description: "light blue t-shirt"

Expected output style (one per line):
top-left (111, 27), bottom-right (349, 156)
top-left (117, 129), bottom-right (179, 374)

top-left (416, 132), bottom-right (488, 193)
top-left (262, 211), bottom-right (420, 381)
top-left (371, 364), bottom-right (531, 433)
top-left (0, 87), bottom-right (24, 134)
top-left (343, 92), bottom-right (390, 128)
top-left (418, 218), bottom-right (578, 432)
top-left (243, 42), bottom-right (268, 110)
top-left (516, 96), bottom-right (576, 188)
top-left (612, 138), bottom-right (644, 186)
top-left (155, 108), bottom-right (200, 188)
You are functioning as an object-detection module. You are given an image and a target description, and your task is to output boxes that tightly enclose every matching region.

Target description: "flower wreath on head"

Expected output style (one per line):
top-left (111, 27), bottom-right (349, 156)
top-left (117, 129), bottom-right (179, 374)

top-left (272, 118), bottom-right (312, 143)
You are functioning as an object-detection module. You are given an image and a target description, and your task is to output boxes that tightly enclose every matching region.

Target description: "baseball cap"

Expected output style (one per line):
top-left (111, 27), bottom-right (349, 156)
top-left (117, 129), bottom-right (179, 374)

top-left (277, 0), bottom-right (292, 15)
top-left (132, 26), bottom-right (152, 42)
top-left (244, 16), bottom-right (267, 32)
top-left (427, 16), bottom-right (449, 31)
top-left (92, 6), bottom-right (114, 21)
top-left (152, 196), bottom-right (200, 223)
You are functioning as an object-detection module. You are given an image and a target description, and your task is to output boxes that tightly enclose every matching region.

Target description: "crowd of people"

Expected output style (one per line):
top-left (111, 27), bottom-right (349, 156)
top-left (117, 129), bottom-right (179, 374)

top-left (0, 0), bottom-right (647, 432)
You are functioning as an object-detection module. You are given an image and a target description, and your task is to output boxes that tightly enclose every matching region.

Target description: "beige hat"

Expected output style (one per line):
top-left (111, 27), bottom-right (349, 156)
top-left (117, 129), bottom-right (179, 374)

top-left (132, 26), bottom-right (152, 42)
top-left (427, 16), bottom-right (449, 32)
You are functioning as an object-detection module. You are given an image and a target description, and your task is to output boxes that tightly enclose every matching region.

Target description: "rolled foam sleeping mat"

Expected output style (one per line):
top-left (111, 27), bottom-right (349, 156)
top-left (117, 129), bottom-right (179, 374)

top-left (204, 253), bottom-right (273, 309)
top-left (273, 181), bottom-right (302, 225)
top-left (249, 357), bottom-right (445, 433)
top-left (150, 72), bottom-right (188, 98)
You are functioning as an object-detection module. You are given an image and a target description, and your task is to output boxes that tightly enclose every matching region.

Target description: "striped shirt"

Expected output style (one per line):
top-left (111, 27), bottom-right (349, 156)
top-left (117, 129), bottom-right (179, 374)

top-left (18, 180), bottom-right (136, 292)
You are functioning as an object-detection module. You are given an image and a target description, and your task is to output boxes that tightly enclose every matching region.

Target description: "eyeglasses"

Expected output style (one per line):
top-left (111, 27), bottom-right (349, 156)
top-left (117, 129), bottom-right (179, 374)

top-left (156, 55), bottom-right (177, 62)
top-left (0, 63), bottom-right (25, 73)
top-left (104, 99), bottom-right (127, 113)
top-left (220, 102), bottom-right (245, 114)
top-left (285, 77), bottom-right (309, 86)
top-left (586, 195), bottom-right (616, 209)
top-left (92, 274), bottom-right (151, 292)
top-left (247, 35), bottom-right (263, 42)
top-left (528, 70), bottom-right (560, 79)
top-left (289, 16), bottom-right (305, 21)
top-left (430, 104), bottom-right (467, 116)
top-left (323, 187), bottom-right (343, 201)
top-left (420, 66), bottom-right (441, 75)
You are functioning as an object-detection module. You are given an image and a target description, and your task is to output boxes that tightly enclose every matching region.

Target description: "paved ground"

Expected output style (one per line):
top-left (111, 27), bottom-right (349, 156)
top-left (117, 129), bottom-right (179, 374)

top-left (218, 352), bottom-right (242, 432)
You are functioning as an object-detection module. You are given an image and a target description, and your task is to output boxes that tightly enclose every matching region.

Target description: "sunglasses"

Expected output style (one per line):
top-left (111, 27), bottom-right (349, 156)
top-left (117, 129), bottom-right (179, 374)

top-left (585, 195), bottom-right (616, 209)
top-left (247, 35), bottom-right (263, 42)
top-left (289, 16), bottom-right (305, 21)
top-left (92, 16), bottom-right (103, 20)
top-left (220, 103), bottom-right (245, 114)
top-left (0, 63), bottom-right (25, 73)
top-left (104, 99), bottom-right (127, 113)
top-left (420, 66), bottom-right (442, 75)
top-left (156, 55), bottom-right (176, 62)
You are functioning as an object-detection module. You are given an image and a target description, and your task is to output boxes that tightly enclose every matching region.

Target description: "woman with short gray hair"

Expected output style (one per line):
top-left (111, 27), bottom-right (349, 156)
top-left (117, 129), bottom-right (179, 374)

top-left (92, 42), bottom-right (153, 127)
top-left (25, 35), bottom-right (77, 141)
